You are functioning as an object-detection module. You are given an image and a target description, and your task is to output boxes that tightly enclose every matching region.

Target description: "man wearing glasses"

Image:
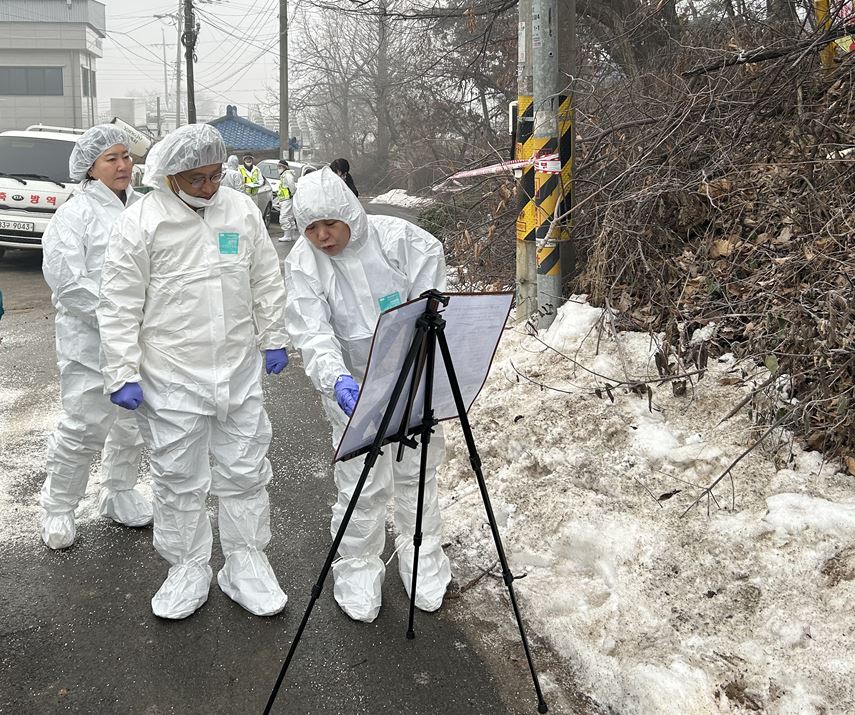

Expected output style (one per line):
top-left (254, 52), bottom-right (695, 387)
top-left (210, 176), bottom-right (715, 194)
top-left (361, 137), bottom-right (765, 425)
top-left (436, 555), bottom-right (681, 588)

top-left (96, 124), bottom-right (290, 620)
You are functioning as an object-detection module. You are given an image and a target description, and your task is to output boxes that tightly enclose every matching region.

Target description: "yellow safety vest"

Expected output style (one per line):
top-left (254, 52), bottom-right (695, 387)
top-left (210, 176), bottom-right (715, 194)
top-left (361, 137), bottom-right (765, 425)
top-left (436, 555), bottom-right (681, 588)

top-left (239, 165), bottom-right (261, 195)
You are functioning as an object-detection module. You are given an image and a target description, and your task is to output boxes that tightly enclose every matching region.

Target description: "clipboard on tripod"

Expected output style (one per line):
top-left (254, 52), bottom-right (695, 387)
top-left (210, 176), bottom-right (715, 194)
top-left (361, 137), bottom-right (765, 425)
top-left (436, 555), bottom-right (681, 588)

top-left (263, 291), bottom-right (549, 714)
top-left (334, 291), bottom-right (514, 462)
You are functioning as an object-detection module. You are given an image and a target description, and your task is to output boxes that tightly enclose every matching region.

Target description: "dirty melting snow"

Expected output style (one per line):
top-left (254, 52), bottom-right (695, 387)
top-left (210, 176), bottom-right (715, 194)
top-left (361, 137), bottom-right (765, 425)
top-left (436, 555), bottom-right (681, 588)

top-left (0, 382), bottom-right (153, 547)
top-left (370, 189), bottom-right (433, 209)
top-left (438, 297), bottom-right (852, 714)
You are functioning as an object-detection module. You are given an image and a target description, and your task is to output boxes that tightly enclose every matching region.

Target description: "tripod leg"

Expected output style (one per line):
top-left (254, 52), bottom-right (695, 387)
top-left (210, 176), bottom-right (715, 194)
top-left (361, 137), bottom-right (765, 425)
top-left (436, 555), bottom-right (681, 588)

top-left (263, 319), bottom-right (429, 715)
top-left (263, 448), bottom-right (381, 715)
top-left (435, 329), bottom-right (549, 714)
top-left (406, 322), bottom-right (438, 639)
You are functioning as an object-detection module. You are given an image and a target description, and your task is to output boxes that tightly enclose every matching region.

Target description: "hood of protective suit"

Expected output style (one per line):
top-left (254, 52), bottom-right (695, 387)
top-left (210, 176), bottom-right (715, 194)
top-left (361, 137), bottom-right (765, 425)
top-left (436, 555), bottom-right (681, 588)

top-left (226, 155), bottom-right (239, 171)
top-left (143, 124), bottom-right (226, 189)
top-left (292, 166), bottom-right (369, 258)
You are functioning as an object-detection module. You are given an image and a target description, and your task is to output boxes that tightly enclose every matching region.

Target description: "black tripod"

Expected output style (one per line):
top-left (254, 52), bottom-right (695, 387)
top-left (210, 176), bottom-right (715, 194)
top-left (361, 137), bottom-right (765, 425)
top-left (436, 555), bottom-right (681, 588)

top-left (263, 291), bottom-right (549, 714)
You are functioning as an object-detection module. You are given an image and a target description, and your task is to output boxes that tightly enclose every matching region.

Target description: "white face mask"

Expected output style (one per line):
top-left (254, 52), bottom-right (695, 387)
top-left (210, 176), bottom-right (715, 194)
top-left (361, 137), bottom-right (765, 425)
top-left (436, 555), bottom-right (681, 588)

top-left (177, 187), bottom-right (217, 208)
top-left (169, 177), bottom-right (218, 208)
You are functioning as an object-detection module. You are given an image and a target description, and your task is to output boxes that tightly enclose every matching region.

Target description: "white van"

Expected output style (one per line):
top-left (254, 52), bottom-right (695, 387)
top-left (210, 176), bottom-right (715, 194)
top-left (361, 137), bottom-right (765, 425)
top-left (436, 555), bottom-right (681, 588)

top-left (0, 125), bottom-right (81, 259)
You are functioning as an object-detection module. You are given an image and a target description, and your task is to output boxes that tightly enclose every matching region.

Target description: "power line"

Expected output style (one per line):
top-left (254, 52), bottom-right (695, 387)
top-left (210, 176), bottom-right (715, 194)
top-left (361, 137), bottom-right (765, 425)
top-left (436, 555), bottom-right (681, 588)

top-left (108, 42), bottom-right (165, 85)
top-left (194, 0), bottom-right (275, 73)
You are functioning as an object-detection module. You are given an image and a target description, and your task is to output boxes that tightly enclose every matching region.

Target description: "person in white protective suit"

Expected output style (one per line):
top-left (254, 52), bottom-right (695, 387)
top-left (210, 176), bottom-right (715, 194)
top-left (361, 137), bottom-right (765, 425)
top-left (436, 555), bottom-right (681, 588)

top-left (97, 124), bottom-right (291, 620)
top-left (284, 166), bottom-right (452, 623)
top-left (220, 154), bottom-right (244, 192)
top-left (275, 159), bottom-right (299, 243)
top-left (40, 124), bottom-right (153, 550)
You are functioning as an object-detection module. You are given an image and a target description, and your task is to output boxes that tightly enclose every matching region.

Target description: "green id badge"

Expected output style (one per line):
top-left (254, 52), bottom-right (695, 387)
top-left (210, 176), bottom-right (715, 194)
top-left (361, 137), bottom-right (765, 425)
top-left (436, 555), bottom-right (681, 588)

top-left (218, 232), bottom-right (240, 254)
top-left (378, 291), bottom-right (403, 312)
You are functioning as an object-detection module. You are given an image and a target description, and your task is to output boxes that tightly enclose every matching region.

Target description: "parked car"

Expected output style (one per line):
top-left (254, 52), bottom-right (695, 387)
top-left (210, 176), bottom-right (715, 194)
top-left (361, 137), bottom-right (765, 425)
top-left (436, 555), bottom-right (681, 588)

top-left (0, 125), bottom-right (82, 259)
top-left (0, 120), bottom-right (152, 260)
top-left (258, 159), bottom-right (323, 221)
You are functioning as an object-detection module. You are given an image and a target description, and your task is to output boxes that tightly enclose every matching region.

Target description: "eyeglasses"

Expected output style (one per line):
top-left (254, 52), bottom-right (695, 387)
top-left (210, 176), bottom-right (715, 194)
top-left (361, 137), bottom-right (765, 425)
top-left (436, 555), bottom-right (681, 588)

top-left (178, 171), bottom-right (224, 188)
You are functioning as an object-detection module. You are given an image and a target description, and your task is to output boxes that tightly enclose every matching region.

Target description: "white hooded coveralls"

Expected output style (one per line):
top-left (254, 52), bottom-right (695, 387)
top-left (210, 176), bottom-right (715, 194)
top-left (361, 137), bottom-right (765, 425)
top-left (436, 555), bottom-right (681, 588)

top-left (276, 168), bottom-right (299, 241)
top-left (284, 167), bottom-right (451, 621)
top-left (220, 155), bottom-right (244, 192)
top-left (41, 177), bottom-right (150, 545)
top-left (97, 127), bottom-right (290, 619)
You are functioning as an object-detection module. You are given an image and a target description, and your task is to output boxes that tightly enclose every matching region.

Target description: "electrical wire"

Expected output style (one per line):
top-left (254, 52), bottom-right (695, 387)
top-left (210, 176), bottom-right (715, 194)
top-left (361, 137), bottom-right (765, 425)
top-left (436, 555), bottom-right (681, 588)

top-left (194, 0), bottom-right (276, 71)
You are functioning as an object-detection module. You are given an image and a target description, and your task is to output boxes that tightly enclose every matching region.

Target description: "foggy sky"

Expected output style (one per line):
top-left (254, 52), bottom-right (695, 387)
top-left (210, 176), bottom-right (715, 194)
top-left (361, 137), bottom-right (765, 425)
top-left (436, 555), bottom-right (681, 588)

top-left (99, 0), bottom-right (285, 118)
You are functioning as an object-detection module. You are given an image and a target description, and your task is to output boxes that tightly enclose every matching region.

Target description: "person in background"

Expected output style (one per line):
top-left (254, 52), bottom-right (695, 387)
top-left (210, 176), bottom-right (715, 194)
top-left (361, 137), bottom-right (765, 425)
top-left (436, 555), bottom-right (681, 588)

top-left (40, 124), bottom-right (152, 550)
top-left (276, 159), bottom-right (299, 242)
top-left (239, 154), bottom-right (262, 196)
top-left (220, 154), bottom-right (244, 192)
top-left (97, 124), bottom-right (290, 620)
top-left (329, 158), bottom-right (358, 197)
top-left (284, 167), bottom-right (450, 623)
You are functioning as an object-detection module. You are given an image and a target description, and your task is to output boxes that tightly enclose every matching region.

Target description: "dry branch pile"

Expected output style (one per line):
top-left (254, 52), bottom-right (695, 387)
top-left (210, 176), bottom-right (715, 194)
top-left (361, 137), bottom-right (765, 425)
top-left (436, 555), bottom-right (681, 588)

top-left (573, 31), bottom-right (855, 459)
top-left (433, 27), bottom-right (855, 461)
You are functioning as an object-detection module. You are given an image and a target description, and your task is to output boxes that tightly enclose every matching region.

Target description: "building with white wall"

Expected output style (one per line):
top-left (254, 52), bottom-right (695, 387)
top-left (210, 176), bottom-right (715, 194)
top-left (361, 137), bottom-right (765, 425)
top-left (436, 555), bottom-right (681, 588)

top-left (0, 0), bottom-right (106, 132)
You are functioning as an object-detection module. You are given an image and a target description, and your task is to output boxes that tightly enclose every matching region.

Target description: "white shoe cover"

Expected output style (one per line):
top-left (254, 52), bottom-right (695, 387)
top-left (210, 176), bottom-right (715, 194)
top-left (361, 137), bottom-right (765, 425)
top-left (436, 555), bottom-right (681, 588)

top-left (217, 551), bottom-right (287, 616)
top-left (41, 511), bottom-right (76, 550)
top-left (98, 488), bottom-right (153, 527)
top-left (396, 537), bottom-right (452, 613)
top-left (332, 556), bottom-right (385, 623)
top-left (151, 562), bottom-right (212, 619)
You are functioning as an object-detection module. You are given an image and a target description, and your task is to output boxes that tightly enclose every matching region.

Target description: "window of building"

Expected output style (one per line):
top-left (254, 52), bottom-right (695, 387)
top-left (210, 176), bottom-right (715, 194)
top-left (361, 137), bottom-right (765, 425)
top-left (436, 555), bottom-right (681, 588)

top-left (0, 67), bottom-right (63, 96)
top-left (82, 67), bottom-right (97, 97)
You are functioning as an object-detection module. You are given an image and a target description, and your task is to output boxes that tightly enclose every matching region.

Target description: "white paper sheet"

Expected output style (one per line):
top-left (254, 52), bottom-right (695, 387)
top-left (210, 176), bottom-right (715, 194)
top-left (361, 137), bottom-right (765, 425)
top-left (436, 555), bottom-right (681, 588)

top-left (334, 292), bottom-right (513, 462)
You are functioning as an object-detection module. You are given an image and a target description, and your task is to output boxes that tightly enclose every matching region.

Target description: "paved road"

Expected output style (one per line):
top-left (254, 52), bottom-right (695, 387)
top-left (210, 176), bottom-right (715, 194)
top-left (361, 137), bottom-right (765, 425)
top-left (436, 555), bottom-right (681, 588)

top-left (0, 217), bottom-right (548, 714)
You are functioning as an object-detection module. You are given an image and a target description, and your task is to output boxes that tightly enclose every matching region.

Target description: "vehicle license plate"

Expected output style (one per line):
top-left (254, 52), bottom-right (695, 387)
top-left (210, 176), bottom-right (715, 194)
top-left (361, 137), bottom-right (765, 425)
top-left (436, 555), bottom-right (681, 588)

top-left (0, 220), bottom-right (35, 232)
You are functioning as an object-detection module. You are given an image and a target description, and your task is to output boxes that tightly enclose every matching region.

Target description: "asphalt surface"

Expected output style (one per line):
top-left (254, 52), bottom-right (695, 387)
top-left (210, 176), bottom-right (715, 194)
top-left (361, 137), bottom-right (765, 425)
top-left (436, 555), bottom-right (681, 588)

top-left (0, 207), bottom-right (547, 715)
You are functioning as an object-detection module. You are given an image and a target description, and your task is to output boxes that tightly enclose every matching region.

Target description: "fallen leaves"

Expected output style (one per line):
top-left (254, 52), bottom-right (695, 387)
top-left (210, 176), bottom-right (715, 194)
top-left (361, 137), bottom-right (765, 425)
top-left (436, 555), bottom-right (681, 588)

top-left (710, 239), bottom-right (734, 258)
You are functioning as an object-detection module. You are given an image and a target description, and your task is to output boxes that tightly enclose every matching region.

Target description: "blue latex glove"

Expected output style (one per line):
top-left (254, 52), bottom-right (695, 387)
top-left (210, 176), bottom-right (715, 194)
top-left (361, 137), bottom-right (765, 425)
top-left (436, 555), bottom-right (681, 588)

top-left (334, 375), bottom-right (360, 416)
top-left (265, 348), bottom-right (289, 374)
top-left (111, 382), bottom-right (143, 410)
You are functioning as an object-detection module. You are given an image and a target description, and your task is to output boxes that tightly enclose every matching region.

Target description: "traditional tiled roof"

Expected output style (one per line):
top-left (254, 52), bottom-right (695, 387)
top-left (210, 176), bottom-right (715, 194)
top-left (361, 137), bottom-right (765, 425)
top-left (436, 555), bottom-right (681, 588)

top-left (208, 105), bottom-right (279, 151)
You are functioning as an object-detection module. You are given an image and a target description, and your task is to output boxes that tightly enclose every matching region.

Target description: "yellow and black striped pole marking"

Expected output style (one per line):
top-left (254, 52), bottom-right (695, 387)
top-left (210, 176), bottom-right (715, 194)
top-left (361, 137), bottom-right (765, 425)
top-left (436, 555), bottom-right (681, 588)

top-left (515, 95), bottom-right (536, 244)
top-left (535, 94), bottom-right (573, 317)
top-left (816, 0), bottom-right (836, 69)
top-left (557, 93), bottom-right (573, 233)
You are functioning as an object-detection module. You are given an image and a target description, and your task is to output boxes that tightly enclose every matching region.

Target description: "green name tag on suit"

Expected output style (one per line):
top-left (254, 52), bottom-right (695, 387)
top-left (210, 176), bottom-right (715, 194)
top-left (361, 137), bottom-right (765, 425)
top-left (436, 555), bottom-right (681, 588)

top-left (378, 291), bottom-right (402, 312)
top-left (218, 232), bottom-right (240, 254)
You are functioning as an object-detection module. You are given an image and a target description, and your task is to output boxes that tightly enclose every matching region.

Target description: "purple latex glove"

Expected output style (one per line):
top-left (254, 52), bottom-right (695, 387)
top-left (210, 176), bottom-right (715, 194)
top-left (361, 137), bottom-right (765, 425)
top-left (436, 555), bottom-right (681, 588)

top-left (334, 375), bottom-right (360, 416)
top-left (265, 348), bottom-right (289, 374)
top-left (110, 382), bottom-right (143, 410)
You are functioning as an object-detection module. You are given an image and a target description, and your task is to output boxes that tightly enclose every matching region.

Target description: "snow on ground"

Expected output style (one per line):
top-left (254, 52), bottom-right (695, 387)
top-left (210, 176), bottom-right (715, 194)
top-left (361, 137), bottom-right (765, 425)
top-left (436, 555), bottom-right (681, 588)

top-left (370, 188), bottom-right (433, 208)
top-left (0, 326), bottom-right (152, 548)
top-left (439, 297), bottom-right (852, 715)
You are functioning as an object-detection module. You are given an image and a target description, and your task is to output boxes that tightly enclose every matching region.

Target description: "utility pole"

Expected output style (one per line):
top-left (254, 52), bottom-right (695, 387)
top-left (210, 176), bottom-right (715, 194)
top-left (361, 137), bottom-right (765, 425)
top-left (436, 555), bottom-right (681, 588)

top-left (376, 0), bottom-right (391, 179)
top-left (175, 0), bottom-right (183, 127)
top-left (532, 0), bottom-right (574, 328)
top-left (154, 11), bottom-right (180, 128)
top-left (279, 0), bottom-right (289, 159)
top-left (156, 96), bottom-right (162, 137)
top-left (183, 0), bottom-right (197, 123)
top-left (161, 28), bottom-right (169, 130)
top-left (515, 0), bottom-right (537, 319)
